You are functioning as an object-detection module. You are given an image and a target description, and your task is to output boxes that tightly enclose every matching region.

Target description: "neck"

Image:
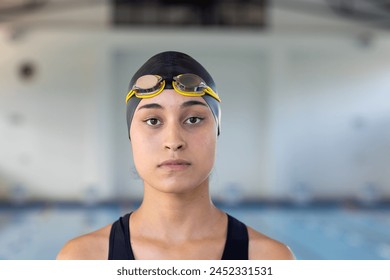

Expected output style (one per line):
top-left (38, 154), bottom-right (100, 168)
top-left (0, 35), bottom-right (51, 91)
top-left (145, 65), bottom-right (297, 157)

top-left (132, 179), bottom-right (225, 241)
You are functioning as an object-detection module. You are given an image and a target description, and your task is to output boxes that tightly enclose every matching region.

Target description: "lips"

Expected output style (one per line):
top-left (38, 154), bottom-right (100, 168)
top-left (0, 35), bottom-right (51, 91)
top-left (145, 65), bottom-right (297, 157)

top-left (158, 159), bottom-right (191, 170)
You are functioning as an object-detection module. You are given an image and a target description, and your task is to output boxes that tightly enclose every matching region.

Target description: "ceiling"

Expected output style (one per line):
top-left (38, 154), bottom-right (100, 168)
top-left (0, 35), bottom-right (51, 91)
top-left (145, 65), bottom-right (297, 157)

top-left (0, 0), bottom-right (389, 30)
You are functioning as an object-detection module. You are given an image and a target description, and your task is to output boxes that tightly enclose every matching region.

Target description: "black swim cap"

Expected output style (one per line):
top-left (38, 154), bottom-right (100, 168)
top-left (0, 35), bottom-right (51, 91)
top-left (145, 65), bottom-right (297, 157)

top-left (126, 51), bottom-right (221, 137)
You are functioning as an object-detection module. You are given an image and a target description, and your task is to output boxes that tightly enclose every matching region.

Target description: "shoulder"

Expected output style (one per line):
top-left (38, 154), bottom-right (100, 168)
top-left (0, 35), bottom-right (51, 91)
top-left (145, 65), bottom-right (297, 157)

top-left (56, 224), bottom-right (112, 260)
top-left (247, 226), bottom-right (295, 260)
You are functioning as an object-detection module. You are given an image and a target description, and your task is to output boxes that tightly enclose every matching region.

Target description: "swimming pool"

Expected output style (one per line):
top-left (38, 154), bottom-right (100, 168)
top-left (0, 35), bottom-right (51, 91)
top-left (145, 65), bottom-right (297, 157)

top-left (0, 204), bottom-right (388, 260)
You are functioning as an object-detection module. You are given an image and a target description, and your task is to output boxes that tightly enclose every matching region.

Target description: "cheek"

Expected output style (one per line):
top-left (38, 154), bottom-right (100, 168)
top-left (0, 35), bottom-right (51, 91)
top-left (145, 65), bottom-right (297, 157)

top-left (129, 129), bottom-right (155, 172)
top-left (192, 131), bottom-right (217, 163)
top-left (130, 138), bottom-right (143, 171)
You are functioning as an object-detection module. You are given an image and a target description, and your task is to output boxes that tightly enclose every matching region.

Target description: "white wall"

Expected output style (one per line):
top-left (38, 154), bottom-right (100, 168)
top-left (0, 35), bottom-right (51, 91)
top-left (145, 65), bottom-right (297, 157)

top-left (1, 11), bottom-right (390, 202)
top-left (0, 31), bottom-right (116, 201)
top-left (268, 38), bottom-right (390, 200)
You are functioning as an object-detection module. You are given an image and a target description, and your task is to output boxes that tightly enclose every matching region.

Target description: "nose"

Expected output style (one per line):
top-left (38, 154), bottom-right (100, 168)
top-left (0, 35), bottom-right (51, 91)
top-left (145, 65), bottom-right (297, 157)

top-left (163, 122), bottom-right (186, 151)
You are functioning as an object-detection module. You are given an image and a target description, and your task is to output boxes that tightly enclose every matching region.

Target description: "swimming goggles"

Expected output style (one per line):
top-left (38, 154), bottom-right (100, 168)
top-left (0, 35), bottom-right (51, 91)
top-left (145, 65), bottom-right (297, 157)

top-left (125, 74), bottom-right (221, 103)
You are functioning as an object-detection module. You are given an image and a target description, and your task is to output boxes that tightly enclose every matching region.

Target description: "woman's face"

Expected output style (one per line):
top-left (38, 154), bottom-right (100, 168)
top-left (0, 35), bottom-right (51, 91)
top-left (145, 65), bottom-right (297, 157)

top-left (130, 89), bottom-right (217, 194)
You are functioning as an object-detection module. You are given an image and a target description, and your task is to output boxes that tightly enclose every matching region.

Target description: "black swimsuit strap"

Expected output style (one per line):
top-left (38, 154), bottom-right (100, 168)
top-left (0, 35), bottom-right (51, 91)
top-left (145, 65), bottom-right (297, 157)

top-left (221, 215), bottom-right (249, 260)
top-left (108, 213), bottom-right (134, 260)
top-left (108, 213), bottom-right (248, 260)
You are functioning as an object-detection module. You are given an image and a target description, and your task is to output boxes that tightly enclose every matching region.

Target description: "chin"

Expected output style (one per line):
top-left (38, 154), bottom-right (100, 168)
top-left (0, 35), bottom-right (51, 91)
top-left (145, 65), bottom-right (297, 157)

top-left (149, 177), bottom-right (209, 195)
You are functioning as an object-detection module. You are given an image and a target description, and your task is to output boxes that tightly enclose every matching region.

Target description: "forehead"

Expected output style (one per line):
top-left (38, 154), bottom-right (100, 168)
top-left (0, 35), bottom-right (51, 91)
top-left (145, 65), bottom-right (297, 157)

top-left (136, 89), bottom-right (209, 109)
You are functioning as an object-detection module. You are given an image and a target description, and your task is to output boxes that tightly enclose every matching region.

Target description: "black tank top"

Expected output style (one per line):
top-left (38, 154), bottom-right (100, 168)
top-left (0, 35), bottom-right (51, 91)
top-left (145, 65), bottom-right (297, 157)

top-left (108, 213), bottom-right (249, 260)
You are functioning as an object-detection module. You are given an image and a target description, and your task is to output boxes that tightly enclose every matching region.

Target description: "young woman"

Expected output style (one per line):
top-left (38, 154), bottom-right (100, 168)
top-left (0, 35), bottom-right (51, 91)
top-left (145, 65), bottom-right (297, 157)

top-left (57, 51), bottom-right (294, 260)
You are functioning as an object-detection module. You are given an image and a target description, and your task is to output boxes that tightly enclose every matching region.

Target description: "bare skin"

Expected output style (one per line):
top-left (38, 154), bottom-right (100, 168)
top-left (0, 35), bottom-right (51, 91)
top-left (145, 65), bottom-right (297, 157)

top-left (57, 90), bottom-right (294, 260)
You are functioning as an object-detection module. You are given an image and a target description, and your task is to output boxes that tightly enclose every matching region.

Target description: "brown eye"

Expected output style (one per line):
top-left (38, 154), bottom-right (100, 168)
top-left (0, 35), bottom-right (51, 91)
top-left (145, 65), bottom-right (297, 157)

top-left (145, 118), bottom-right (161, 126)
top-left (185, 117), bottom-right (203, 125)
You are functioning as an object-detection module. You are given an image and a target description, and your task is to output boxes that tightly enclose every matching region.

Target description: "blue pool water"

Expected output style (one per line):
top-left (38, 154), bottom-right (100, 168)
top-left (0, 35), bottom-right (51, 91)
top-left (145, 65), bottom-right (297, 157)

top-left (0, 204), bottom-right (389, 260)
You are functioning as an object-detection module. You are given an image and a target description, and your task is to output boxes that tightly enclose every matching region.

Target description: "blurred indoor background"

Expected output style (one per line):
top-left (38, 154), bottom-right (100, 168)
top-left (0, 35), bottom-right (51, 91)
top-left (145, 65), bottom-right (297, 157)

top-left (0, 0), bottom-right (389, 259)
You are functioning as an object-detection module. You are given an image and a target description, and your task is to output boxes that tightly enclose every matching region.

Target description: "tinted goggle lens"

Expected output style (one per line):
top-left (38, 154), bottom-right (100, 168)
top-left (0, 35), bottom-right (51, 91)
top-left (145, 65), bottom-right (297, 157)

top-left (135, 75), bottom-right (162, 90)
top-left (126, 74), bottom-right (220, 103)
top-left (174, 74), bottom-right (205, 92)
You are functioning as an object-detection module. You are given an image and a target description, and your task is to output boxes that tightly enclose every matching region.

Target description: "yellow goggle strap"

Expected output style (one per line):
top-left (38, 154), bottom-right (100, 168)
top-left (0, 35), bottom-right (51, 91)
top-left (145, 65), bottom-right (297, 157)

top-left (125, 80), bottom-right (221, 103)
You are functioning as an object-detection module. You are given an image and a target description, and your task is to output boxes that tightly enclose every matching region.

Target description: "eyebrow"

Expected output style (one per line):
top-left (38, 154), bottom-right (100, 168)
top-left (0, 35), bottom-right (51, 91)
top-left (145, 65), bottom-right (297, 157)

top-left (137, 100), bottom-right (208, 111)
top-left (180, 100), bottom-right (208, 108)
top-left (137, 103), bottom-right (163, 111)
